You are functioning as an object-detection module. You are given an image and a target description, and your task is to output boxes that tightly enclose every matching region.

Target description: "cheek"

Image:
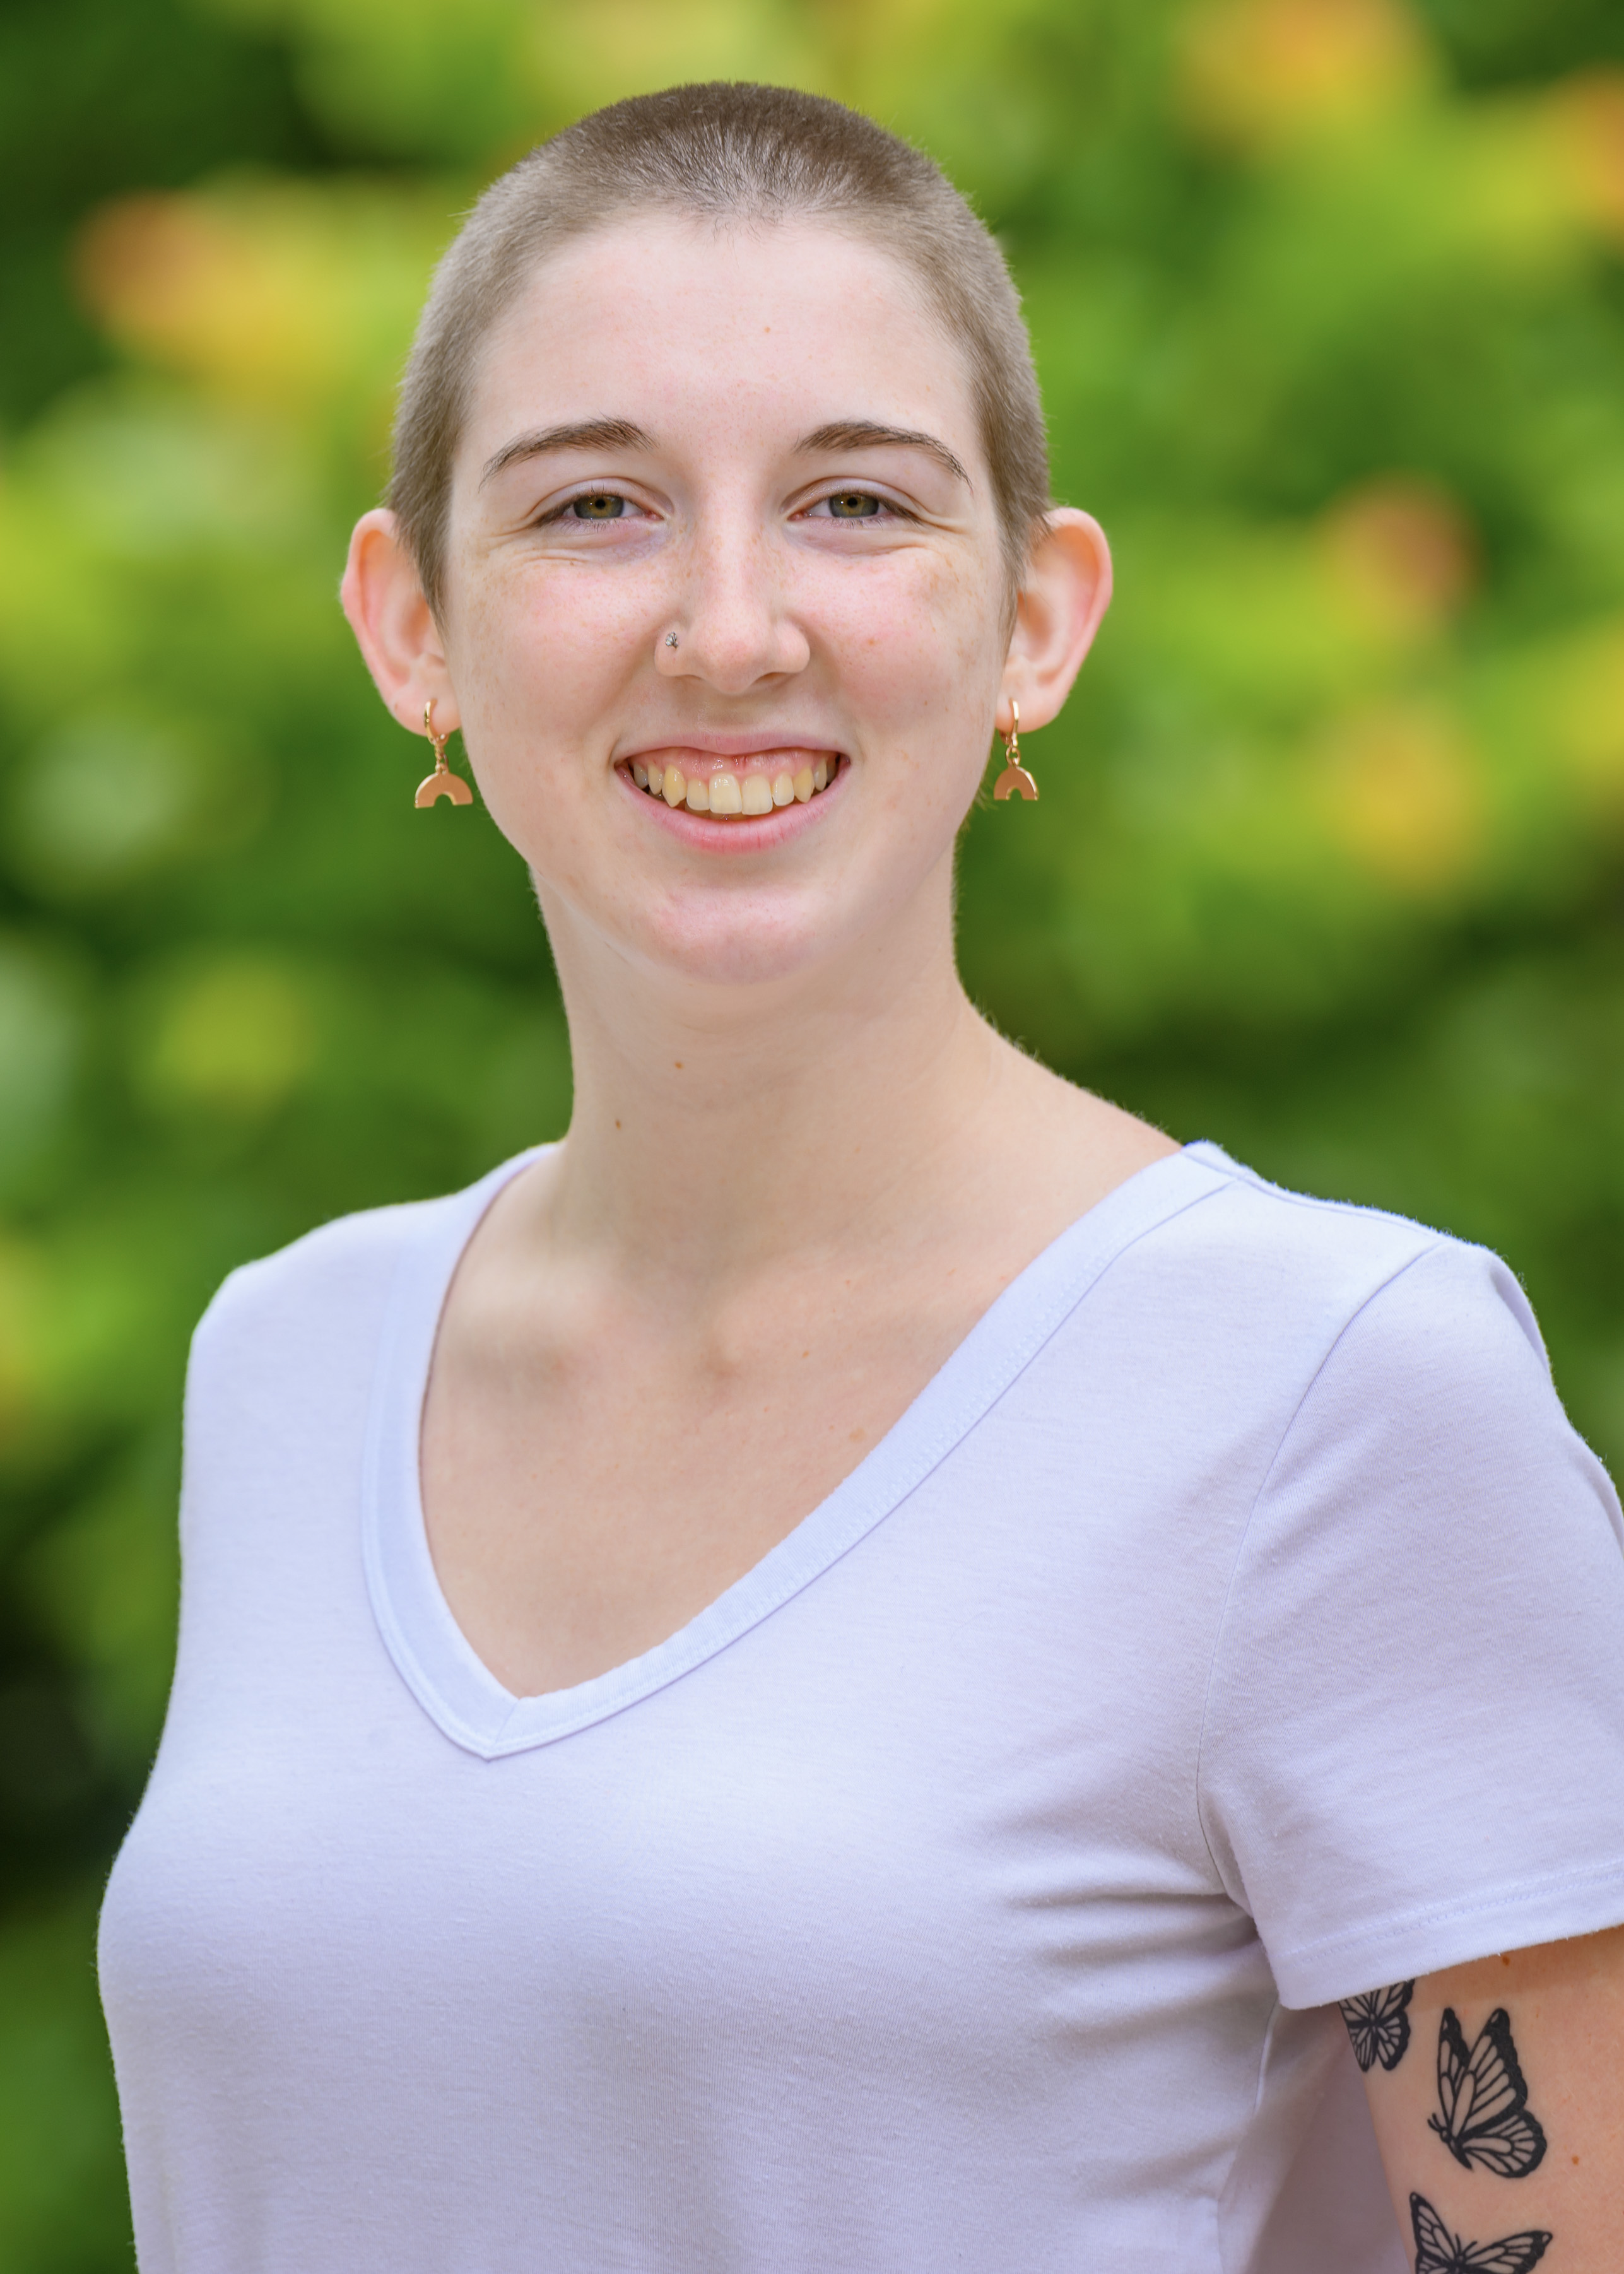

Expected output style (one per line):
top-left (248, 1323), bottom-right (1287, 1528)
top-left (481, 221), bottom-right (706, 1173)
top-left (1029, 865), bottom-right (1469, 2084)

top-left (809, 546), bottom-right (1000, 706)
top-left (444, 560), bottom-right (665, 869)
top-left (815, 550), bottom-right (1003, 813)
top-left (454, 555), bottom-right (658, 728)
top-left (435, 577), bottom-right (618, 887)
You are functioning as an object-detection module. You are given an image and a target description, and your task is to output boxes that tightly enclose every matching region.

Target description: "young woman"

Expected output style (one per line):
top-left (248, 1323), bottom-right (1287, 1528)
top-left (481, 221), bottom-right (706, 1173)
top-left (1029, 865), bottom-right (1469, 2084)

top-left (99, 83), bottom-right (1624, 2274)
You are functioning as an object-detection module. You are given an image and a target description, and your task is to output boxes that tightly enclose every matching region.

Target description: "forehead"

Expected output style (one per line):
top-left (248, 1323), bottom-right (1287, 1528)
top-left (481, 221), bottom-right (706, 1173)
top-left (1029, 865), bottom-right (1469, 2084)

top-left (459, 211), bottom-right (982, 473)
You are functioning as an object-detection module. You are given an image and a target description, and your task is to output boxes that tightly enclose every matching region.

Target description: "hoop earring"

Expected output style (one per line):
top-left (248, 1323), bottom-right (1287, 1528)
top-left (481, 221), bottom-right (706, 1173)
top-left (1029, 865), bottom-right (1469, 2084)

top-left (992, 699), bottom-right (1037, 801)
top-left (415, 700), bottom-right (473, 808)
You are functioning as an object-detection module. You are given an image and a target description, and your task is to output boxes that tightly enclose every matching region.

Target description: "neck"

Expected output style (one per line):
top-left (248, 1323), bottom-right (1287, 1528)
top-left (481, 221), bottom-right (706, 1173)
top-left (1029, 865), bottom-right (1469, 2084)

top-left (534, 868), bottom-right (1002, 1288)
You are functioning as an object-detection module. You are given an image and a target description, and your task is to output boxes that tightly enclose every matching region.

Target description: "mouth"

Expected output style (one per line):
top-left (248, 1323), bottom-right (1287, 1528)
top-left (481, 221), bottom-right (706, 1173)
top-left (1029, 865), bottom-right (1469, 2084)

top-left (624, 750), bottom-right (840, 818)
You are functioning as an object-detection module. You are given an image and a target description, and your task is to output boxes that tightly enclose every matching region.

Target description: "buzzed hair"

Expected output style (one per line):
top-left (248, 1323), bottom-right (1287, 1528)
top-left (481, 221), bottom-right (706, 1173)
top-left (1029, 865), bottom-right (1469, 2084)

top-left (387, 82), bottom-right (1052, 613)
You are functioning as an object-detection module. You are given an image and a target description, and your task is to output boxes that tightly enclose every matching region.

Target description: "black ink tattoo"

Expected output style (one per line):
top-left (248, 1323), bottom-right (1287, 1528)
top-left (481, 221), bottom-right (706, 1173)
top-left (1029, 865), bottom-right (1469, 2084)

top-left (1339, 1979), bottom-right (1415, 2071)
top-left (1429, 2006), bottom-right (1547, 2178)
top-left (1410, 2191), bottom-right (1551, 2273)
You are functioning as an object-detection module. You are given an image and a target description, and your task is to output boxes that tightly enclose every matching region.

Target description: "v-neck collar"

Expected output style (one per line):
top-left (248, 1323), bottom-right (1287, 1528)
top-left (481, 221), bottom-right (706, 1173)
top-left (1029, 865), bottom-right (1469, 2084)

top-left (362, 1143), bottom-right (1240, 1759)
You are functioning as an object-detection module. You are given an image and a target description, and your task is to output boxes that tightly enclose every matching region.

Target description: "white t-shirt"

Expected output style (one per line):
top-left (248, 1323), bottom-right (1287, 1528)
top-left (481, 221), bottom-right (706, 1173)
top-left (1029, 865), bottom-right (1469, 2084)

top-left (98, 1143), bottom-right (1624, 2274)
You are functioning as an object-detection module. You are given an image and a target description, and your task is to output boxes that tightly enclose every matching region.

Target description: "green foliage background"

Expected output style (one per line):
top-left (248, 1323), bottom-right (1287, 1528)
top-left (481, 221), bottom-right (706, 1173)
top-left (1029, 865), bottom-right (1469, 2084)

top-left (3, 0), bottom-right (1623, 2259)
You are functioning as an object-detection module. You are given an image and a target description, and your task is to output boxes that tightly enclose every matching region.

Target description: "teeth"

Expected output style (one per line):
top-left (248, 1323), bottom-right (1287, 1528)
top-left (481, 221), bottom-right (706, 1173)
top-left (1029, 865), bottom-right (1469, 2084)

top-left (635, 758), bottom-right (839, 815)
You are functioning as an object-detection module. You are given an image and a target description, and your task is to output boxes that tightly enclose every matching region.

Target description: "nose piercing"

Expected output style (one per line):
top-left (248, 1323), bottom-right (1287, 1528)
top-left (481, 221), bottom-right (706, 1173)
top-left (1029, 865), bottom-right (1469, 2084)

top-left (664, 631), bottom-right (680, 649)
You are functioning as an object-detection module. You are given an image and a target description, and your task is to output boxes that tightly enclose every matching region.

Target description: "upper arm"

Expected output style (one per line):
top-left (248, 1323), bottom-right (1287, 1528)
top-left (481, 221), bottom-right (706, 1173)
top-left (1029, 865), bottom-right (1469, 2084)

top-left (1347, 1925), bottom-right (1624, 2271)
top-left (1199, 1239), bottom-right (1624, 2006)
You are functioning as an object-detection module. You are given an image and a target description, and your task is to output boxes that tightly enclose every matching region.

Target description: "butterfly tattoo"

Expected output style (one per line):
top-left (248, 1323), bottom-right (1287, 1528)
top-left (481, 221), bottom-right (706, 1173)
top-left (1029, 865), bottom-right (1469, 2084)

top-left (1428, 2006), bottom-right (1547, 2177)
top-left (1338, 1979), bottom-right (1414, 2072)
top-left (1410, 2191), bottom-right (1551, 2274)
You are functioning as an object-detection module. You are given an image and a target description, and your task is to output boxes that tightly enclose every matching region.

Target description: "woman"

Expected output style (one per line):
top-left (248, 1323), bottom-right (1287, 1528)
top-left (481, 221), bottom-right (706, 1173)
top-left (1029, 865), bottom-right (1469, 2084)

top-left (99, 83), bottom-right (1624, 2274)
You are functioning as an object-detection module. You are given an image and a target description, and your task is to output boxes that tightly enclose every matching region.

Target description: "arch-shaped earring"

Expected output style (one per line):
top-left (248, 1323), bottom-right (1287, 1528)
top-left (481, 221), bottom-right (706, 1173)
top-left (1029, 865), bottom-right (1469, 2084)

top-left (415, 700), bottom-right (473, 807)
top-left (992, 699), bottom-right (1038, 801)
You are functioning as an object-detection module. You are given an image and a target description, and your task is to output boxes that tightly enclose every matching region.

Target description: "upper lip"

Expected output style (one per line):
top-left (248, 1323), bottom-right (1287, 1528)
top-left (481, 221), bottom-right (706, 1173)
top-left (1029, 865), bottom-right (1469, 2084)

top-left (618, 730), bottom-right (845, 762)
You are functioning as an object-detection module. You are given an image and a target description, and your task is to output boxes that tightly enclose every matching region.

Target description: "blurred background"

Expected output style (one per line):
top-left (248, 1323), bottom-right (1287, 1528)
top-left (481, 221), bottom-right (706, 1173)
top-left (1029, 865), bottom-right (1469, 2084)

top-left (3, 0), bottom-right (1623, 2259)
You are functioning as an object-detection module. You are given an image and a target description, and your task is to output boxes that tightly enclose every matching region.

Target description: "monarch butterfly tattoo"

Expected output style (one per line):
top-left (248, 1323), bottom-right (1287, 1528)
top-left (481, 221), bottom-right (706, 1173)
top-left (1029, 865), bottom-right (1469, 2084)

top-left (1338, 1979), bottom-right (1414, 2072)
top-left (1410, 2191), bottom-right (1551, 2274)
top-left (1428, 2007), bottom-right (1547, 2177)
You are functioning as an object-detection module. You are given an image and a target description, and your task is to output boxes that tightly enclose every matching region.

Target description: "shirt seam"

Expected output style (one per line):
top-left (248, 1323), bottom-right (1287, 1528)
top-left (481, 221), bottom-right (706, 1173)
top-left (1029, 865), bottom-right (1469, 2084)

top-left (1278, 1854), bottom-right (1624, 1969)
top-left (1191, 1236), bottom-right (1449, 1906)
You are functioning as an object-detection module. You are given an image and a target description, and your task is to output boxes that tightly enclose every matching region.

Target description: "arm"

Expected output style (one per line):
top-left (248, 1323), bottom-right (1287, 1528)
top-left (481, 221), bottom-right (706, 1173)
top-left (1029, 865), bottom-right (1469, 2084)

top-left (1347, 1926), bottom-right (1624, 2271)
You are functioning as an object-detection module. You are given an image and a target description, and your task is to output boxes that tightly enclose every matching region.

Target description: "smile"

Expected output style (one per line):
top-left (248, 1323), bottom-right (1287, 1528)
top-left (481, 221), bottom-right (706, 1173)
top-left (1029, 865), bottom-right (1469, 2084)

top-left (627, 753), bottom-right (838, 816)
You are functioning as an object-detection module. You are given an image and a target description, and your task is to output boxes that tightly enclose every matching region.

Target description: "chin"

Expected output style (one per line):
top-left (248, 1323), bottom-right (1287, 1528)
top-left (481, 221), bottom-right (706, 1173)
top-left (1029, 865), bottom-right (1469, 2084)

top-left (533, 821), bottom-right (951, 995)
top-left (630, 900), bottom-right (847, 991)
top-left (533, 864), bottom-right (869, 993)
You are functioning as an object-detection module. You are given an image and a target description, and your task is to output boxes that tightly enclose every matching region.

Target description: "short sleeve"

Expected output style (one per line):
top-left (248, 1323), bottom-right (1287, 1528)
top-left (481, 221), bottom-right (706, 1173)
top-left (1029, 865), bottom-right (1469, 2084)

top-left (1197, 1237), bottom-right (1624, 2008)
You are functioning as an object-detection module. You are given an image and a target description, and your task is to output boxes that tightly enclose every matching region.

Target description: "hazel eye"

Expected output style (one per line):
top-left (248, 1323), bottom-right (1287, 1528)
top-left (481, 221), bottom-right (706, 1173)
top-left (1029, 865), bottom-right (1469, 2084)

top-left (570, 493), bottom-right (629, 520)
top-left (827, 492), bottom-right (881, 519)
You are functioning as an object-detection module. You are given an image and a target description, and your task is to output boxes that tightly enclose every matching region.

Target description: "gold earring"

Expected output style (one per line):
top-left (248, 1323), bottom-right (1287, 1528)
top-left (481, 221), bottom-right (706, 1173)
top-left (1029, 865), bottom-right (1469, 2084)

top-left (992, 699), bottom-right (1037, 800)
top-left (415, 700), bottom-right (473, 808)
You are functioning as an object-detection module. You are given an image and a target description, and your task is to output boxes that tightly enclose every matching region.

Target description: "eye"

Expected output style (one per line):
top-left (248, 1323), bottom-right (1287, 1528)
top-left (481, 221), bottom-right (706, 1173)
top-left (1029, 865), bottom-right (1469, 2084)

top-left (825, 491), bottom-right (882, 519)
top-left (569, 492), bottom-right (630, 520)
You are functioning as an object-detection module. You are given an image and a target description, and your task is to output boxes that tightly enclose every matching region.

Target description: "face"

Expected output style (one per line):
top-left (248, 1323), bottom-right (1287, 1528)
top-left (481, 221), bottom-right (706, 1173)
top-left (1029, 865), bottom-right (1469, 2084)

top-left (348, 211), bottom-right (1109, 996)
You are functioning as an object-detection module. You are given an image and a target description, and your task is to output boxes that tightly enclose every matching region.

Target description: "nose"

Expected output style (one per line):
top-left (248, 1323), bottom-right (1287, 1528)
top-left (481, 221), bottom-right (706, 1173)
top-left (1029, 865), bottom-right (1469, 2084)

top-left (657, 507), bottom-right (811, 693)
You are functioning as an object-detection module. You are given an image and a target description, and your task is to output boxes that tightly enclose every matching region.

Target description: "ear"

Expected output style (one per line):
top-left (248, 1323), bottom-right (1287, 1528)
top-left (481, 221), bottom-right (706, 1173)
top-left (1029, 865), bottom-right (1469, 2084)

top-left (999, 508), bottom-right (1113, 735)
top-left (339, 509), bottom-right (461, 734)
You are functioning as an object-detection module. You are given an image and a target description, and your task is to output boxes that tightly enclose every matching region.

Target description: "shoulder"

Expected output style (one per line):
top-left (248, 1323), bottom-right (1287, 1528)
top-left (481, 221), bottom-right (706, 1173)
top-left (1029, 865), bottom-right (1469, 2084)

top-left (1156, 1155), bottom-right (1620, 1564)
top-left (190, 1152), bottom-right (539, 1382)
top-left (1113, 1146), bottom-right (1599, 1505)
top-left (1152, 1143), bottom-right (1546, 1391)
top-left (175, 1155), bottom-right (543, 1514)
top-left (195, 1197), bottom-right (427, 1368)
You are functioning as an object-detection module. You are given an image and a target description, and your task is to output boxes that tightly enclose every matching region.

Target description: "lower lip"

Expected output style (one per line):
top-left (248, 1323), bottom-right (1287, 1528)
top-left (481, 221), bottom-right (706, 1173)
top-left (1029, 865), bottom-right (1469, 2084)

top-left (618, 760), bottom-right (845, 851)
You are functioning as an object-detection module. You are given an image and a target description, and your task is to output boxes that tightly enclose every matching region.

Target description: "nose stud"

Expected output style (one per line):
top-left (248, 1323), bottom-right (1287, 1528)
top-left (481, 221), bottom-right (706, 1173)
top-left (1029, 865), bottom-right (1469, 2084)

top-left (664, 632), bottom-right (680, 650)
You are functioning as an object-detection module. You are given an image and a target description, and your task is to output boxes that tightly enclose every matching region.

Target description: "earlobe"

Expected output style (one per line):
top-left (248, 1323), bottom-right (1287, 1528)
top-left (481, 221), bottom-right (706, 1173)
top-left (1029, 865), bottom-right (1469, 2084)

top-left (340, 509), bottom-right (461, 734)
top-left (1001, 508), bottom-right (1113, 733)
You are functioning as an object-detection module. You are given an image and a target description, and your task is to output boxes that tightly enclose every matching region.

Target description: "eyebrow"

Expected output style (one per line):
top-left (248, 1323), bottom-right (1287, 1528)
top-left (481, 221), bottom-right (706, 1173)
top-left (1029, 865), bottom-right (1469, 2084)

top-left (796, 421), bottom-right (970, 488)
top-left (480, 418), bottom-right (656, 486)
top-left (478, 415), bottom-right (972, 491)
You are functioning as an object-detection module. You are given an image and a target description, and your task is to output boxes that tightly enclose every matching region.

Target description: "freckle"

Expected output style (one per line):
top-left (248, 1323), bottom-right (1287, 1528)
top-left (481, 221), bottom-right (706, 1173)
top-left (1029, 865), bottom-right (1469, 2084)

top-left (1572, 2155), bottom-right (1581, 2165)
top-left (850, 1427), bottom-right (866, 1442)
top-left (674, 1061), bottom-right (683, 1069)
top-left (615, 1119), bottom-right (621, 1129)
